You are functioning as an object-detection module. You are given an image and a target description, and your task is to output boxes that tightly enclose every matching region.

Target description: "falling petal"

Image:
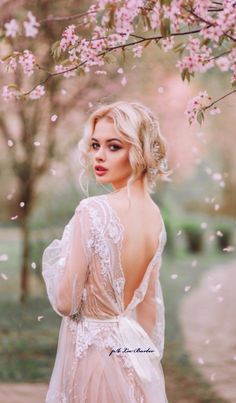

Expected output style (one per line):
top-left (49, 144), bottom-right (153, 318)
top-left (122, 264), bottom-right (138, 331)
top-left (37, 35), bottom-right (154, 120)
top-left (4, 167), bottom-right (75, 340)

top-left (88, 102), bottom-right (93, 108)
top-left (210, 373), bottom-right (216, 381)
top-left (121, 76), bottom-right (127, 86)
top-left (177, 230), bottom-right (182, 236)
top-left (200, 222), bottom-right (207, 229)
top-left (37, 315), bottom-right (44, 321)
top-left (61, 89), bottom-right (67, 95)
top-left (158, 86), bottom-right (164, 93)
top-left (31, 262), bottom-right (36, 270)
top-left (205, 167), bottom-right (212, 175)
top-left (171, 274), bottom-right (178, 279)
top-left (20, 202), bottom-right (25, 207)
top-left (191, 260), bottom-right (197, 267)
top-left (197, 357), bottom-right (204, 365)
top-left (214, 204), bottom-right (220, 211)
top-left (212, 172), bottom-right (222, 181)
top-left (11, 215), bottom-right (18, 220)
top-left (0, 254), bottom-right (8, 262)
top-left (8, 140), bottom-right (14, 147)
top-left (184, 285), bottom-right (191, 292)
top-left (204, 338), bottom-right (210, 345)
top-left (34, 141), bottom-right (40, 146)
top-left (210, 283), bottom-right (222, 293)
top-left (223, 246), bottom-right (235, 252)
top-left (50, 169), bottom-right (56, 175)
top-left (51, 114), bottom-right (58, 122)
top-left (216, 230), bottom-right (223, 237)
top-left (209, 234), bottom-right (215, 241)
top-left (117, 67), bottom-right (124, 74)
top-left (1, 273), bottom-right (8, 280)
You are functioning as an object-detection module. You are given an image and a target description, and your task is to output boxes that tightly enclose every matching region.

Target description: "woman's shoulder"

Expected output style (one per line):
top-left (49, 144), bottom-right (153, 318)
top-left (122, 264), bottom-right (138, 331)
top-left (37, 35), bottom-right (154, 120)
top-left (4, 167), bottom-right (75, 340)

top-left (75, 194), bottom-right (106, 213)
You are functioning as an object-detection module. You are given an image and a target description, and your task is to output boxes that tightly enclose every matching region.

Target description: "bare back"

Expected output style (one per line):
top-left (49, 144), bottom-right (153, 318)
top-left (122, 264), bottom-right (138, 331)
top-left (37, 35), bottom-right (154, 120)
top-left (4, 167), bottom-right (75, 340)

top-left (105, 194), bottom-right (163, 309)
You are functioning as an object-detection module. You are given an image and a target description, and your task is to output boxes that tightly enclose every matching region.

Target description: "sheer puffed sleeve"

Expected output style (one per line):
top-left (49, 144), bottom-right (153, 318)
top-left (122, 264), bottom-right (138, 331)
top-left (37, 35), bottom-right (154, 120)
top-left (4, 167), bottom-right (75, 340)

top-left (42, 201), bottom-right (91, 317)
top-left (135, 259), bottom-right (165, 360)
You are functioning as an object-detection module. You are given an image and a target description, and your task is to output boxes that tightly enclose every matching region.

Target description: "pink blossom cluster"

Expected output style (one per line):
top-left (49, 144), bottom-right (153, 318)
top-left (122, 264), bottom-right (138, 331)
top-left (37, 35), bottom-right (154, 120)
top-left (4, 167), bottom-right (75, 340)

top-left (200, 0), bottom-right (236, 43)
top-left (162, 1), bottom-right (182, 32)
top-left (2, 85), bottom-right (19, 101)
top-left (228, 48), bottom-right (236, 83)
top-left (4, 19), bottom-right (19, 38)
top-left (114, 0), bottom-right (144, 38)
top-left (161, 37), bottom-right (175, 53)
top-left (18, 50), bottom-right (35, 76)
top-left (150, 3), bottom-right (161, 30)
top-left (2, 55), bottom-right (18, 72)
top-left (193, 0), bottom-right (212, 19)
top-left (2, 0), bottom-right (236, 115)
top-left (4, 12), bottom-right (39, 39)
top-left (75, 36), bottom-right (106, 69)
top-left (54, 64), bottom-right (77, 78)
top-left (176, 36), bottom-right (214, 74)
top-left (24, 11), bottom-right (40, 38)
top-left (184, 91), bottom-right (213, 124)
top-left (60, 25), bottom-right (79, 51)
top-left (132, 44), bottom-right (143, 58)
top-left (29, 85), bottom-right (45, 100)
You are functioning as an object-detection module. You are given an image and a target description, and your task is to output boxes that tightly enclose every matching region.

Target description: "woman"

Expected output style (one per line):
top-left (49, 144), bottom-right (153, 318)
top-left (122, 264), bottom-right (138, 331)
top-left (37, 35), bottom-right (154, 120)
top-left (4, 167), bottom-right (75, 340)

top-left (42, 101), bottom-right (171, 402)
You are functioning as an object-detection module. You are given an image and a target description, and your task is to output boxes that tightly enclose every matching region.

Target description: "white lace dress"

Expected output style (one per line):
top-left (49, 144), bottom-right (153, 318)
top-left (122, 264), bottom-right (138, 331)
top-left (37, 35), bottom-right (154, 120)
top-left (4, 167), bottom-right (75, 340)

top-left (42, 194), bottom-right (168, 403)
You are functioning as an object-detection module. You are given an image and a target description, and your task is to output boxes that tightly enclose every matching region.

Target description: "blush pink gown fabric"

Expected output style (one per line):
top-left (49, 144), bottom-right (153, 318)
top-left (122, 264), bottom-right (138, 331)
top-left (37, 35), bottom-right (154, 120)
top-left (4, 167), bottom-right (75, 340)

top-left (42, 194), bottom-right (168, 402)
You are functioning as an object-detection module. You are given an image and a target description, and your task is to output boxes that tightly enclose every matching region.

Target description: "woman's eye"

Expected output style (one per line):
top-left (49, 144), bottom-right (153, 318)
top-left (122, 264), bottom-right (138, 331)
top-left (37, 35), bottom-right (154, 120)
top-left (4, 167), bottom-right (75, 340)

top-left (91, 143), bottom-right (99, 150)
top-left (90, 143), bottom-right (121, 151)
top-left (109, 144), bottom-right (121, 151)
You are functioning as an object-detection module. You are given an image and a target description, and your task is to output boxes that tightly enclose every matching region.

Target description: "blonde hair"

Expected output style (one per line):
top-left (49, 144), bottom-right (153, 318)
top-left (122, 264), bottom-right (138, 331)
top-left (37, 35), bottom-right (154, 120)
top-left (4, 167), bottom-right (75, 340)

top-left (78, 101), bottom-right (171, 197)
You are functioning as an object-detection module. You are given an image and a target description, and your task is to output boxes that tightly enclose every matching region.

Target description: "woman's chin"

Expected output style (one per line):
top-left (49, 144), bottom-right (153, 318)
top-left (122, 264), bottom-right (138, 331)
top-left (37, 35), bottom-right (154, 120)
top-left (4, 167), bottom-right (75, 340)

top-left (95, 174), bottom-right (111, 184)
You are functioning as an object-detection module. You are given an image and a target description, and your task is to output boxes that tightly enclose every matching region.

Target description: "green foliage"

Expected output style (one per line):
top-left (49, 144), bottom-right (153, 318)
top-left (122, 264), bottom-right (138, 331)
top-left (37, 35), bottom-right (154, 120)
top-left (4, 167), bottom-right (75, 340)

top-left (180, 219), bottom-right (204, 253)
top-left (51, 40), bottom-right (62, 61)
top-left (160, 18), bottom-right (171, 38)
top-left (196, 109), bottom-right (205, 125)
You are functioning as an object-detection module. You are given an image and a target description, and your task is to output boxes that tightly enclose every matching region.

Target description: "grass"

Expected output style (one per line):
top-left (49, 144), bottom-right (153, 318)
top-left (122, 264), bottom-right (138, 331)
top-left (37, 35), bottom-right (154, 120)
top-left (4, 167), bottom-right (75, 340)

top-left (0, 227), bottom-right (234, 402)
top-left (0, 297), bottom-right (60, 381)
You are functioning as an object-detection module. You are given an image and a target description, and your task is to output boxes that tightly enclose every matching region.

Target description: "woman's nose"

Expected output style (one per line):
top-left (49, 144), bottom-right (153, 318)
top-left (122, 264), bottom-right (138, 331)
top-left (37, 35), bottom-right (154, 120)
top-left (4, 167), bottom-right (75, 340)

top-left (95, 148), bottom-right (106, 161)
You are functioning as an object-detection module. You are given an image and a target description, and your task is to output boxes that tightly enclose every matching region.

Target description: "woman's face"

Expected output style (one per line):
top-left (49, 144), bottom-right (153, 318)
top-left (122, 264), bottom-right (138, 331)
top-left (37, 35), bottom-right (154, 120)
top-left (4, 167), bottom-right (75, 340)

top-left (89, 117), bottom-right (133, 189)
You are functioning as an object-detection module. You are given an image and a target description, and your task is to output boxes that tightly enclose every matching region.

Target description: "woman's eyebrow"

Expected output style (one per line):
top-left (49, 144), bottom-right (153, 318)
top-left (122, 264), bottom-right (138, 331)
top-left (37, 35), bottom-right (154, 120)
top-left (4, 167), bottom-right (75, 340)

top-left (91, 137), bottom-right (123, 144)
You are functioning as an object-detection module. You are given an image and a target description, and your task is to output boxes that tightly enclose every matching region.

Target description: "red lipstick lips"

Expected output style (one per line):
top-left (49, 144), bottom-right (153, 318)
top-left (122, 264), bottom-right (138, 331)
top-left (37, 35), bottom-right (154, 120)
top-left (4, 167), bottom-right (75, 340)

top-left (94, 165), bottom-right (108, 176)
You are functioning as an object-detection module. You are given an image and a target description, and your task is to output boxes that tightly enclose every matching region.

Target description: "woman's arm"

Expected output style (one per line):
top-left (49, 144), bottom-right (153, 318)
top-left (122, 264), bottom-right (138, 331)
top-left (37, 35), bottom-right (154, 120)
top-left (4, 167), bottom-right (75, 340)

top-left (42, 202), bottom-right (91, 317)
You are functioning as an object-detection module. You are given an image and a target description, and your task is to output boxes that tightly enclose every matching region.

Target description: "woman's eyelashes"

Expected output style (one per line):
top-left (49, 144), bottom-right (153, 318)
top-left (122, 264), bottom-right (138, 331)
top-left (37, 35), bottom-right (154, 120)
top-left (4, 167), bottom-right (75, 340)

top-left (90, 142), bottom-right (121, 152)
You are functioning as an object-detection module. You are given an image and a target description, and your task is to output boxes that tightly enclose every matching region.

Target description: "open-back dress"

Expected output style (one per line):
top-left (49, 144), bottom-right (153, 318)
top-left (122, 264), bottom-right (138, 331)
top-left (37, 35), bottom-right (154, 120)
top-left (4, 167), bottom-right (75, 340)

top-left (42, 194), bottom-right (168, 402)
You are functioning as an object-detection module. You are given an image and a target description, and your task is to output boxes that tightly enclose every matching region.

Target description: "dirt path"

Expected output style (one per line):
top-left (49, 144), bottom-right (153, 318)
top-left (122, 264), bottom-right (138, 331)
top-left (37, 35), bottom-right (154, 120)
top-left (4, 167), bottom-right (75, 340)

top-left (0, 383), bottom-right (48, 403)
top-left (179, 260), bottom-right (236, 403)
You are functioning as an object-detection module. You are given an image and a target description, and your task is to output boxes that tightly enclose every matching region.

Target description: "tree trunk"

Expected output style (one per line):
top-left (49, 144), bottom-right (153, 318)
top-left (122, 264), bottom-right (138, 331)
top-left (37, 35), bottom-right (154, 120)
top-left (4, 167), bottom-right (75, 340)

top-left (20, 215), bottom-right (30, 303)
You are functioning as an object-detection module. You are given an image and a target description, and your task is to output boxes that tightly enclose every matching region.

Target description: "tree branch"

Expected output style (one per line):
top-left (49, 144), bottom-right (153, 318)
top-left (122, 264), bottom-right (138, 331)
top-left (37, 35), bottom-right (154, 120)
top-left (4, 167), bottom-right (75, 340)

top-left (204, 88), bottom-right (236, 111)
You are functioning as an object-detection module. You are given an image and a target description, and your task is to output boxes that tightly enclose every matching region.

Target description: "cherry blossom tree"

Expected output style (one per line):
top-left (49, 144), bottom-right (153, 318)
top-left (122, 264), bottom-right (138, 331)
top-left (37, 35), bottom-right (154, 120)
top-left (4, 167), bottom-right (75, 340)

top-left (1, 0), bottom-right (235, 125)
top-left (0, 1), bottom-right (124, 303)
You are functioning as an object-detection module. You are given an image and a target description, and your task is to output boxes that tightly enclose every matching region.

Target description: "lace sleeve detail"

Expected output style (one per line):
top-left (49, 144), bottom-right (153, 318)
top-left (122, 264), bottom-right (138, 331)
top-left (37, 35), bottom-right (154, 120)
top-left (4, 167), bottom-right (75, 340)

top-left (42, 200), bottom-right (92, 317)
